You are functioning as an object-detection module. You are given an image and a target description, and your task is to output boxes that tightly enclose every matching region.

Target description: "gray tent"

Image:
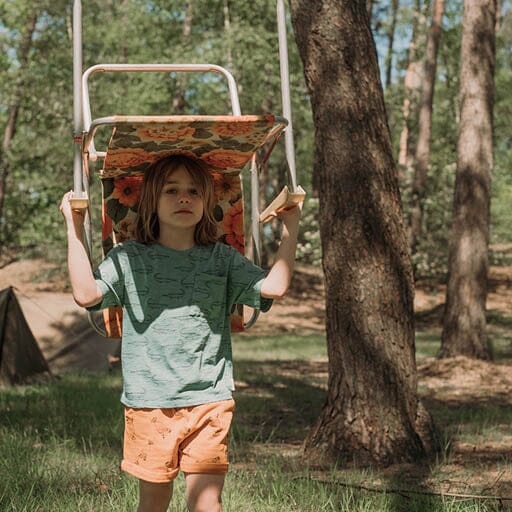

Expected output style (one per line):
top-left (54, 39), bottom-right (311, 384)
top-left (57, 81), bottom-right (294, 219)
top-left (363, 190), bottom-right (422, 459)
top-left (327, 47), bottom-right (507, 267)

top-left (0, 287), bottom-right (52, 386)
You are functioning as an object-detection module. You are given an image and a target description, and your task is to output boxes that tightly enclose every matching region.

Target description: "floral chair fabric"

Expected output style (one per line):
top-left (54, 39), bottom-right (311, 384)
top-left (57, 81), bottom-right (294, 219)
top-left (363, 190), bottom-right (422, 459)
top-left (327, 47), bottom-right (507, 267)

top-left (97, 115), bottom-right (286, 337)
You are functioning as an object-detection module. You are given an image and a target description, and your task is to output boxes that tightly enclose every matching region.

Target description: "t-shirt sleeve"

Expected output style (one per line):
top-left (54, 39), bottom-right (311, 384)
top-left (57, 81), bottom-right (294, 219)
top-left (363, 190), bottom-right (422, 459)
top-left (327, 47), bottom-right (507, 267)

top-left (227, 248), bottom-right (273, 313)
top-left (86, 247), bottom-right (125, 312)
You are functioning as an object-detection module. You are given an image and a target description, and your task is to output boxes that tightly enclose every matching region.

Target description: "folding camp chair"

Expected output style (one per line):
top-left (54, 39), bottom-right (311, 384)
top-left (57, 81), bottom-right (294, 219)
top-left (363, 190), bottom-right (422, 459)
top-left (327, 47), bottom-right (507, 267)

top-left (70, 1), bottom-right (305, 338)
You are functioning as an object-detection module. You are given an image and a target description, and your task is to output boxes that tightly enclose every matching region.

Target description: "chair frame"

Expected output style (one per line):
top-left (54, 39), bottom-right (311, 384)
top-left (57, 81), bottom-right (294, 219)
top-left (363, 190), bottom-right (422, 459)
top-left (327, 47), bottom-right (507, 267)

top-left (71, 0), bottom-right (300, 334)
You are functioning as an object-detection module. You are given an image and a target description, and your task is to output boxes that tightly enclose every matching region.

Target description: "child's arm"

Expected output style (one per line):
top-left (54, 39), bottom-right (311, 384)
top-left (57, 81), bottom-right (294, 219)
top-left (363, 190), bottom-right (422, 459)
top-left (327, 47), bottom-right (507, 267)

top-left (60, 191), bottom-right (103, 308)
top-left (260, 204), bottom-right (302, 299)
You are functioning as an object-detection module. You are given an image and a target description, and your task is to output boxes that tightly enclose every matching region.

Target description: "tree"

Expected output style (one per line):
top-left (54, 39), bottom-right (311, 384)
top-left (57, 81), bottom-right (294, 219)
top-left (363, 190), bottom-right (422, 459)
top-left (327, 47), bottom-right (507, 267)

top-left (385, 0), bottom-right (400, 89)
top-left (172, 0), bottom-right (194, 114)
top-left (439, 0), bottom-right (497, 360)
top-left (398, 0), bottom-right (426, 179)
top-left (0, 5), bottom-right (38, 247)
top-left (407, 0), bottom-right (445, 255)
top-left (289, 0), bottom-right (432, 466)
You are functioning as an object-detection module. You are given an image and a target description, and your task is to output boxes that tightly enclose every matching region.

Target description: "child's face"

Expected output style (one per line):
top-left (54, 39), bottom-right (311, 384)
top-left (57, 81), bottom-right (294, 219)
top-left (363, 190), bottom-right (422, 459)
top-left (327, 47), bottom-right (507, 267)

top-left (157, 165), bottom-right (204, 235)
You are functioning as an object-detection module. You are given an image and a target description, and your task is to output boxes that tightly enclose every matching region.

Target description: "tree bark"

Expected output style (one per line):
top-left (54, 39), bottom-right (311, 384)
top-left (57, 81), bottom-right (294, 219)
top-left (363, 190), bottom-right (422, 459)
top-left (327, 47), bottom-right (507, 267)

top-left (407, 0), bottom-right (444, 255)
top-left (0, 9), bottom-right (38, 240)
top-left (367, 0), bottom-right (373, 22)
top-left (172, 0), bottom-right (193, 114)
top-left (289, 0), bottom-right (431, 466)
top-left (385, 0), bottom-right (400, 88)
top-left (223, 0), bottom-right (234, 71)
top-left (398, 0), bottom-right (426, 178)
top-left (495, 0), bottom-right (502, 32)
top-left (439, 0), bottom-right (496, 360)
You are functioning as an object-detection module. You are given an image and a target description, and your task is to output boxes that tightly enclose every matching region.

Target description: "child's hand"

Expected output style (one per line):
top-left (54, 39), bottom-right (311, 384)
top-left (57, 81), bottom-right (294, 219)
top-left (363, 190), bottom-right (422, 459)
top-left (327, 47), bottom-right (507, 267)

top-left (60, 191), bottom-right (85, 227)
top-left (276, 203), bottom-right (302, 228)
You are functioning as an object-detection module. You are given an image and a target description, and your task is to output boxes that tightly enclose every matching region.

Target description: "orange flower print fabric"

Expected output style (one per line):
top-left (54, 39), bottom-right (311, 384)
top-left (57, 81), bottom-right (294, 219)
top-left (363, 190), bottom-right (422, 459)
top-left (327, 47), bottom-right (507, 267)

top-left (104, 148), bottom-right (161, 171)
top-left (101, 115), bottom-right (285, 178)
top-left (98, 115), bottom-right (286, 336)
top-left (202, 149), bottom-right (251, 169)
top-left (212, 121), bottom-right (255, 137)
top-left (212, 172), bottom-right (241, 203)
top-left (137, 125), bottom-right (196, 143)
top-left (221, 199), bottom-right (245, 255)
top-left (112, 176), bottom-right (143, 208)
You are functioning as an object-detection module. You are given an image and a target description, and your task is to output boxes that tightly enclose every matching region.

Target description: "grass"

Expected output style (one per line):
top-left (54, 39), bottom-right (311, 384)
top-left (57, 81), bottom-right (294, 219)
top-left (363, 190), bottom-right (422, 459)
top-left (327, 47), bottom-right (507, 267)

top-left (1, 332), bottom-right (511, 511)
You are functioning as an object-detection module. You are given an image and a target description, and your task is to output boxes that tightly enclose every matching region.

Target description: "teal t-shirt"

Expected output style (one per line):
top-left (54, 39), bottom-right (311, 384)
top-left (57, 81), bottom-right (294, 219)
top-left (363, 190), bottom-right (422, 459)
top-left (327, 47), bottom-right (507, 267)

top-left (88, 241), bottom-right (272, 408)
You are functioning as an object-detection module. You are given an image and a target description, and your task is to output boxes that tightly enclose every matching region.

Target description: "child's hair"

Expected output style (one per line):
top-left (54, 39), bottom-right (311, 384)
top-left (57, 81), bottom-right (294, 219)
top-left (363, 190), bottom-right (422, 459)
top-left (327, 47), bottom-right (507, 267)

top-left (135, 154), bottom-right (218, 245)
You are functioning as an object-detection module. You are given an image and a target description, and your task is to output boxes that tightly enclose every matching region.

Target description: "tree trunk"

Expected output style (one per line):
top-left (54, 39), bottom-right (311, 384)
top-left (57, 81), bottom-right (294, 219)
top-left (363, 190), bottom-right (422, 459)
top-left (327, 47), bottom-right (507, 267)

top-left (223, 0), bottom-right (234, 71)
top-left (289, 0), bottom-right (431, 466)
top-left (407, 0), bottom-right (444, 255)
top-left (439, 0), bottom-right (496, 360)
top-left (495, 0), bottom-right (502, 32)
top-left (172, 0), bottom-right (193, 114)
top-left (398, 0), bottom-right (426, 178)
top-left (385, 0), bottom-right (400, 88)
top-left (367, 0), bottom-right (373, 22)
top-left (120, 0), bottom-right (130, 62)
top-left (0, 9), bottom-right (38, 241)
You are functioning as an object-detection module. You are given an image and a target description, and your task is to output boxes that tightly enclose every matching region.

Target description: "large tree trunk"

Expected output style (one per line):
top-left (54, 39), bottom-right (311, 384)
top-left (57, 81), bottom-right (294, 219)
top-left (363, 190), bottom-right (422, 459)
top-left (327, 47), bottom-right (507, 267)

top-left (439, 0), bottom-right (496, 360)
top-left (407, 0), bottom-right (444, 255)
top-left (289, 0), bottom-right (431, 466)
top-left (0, 10), bottom-right (38, 240)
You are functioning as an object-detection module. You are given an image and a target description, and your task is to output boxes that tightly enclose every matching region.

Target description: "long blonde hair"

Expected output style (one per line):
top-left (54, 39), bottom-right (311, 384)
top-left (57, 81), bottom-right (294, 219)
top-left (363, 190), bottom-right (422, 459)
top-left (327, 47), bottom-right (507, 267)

top-left (135, 155), bottom-right (218, 245)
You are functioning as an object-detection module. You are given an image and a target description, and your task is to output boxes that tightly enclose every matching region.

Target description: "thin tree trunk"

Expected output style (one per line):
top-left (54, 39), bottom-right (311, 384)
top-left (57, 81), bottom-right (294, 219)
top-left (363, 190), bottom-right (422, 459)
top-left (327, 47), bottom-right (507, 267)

top-left (495, 0), bottom-right (502, 32)
top-left (172, 0), bottom-right (193, 114)
top-left (223, 0), bottom-right (234, 71)
top-left (407, 0), bottom-right (444, 255)
top-left (0, 9), bottom-right (38, 241)
top-left (439, 0), bottom-right (496, 360)
top-left (120, 0), bottom-right (130, 62)
top-left (289, 0), bottom-right (433, 466)
top-left (398, 0), bottom-right (426, 177)
top-left (385, 0), bottom-right (400, 88)
top-left (367, 0), bottom-right (374, 22)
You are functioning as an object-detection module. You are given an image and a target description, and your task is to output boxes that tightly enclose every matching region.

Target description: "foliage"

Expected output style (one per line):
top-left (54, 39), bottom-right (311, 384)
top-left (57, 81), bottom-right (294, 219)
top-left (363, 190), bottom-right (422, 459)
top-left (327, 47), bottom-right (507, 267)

top-left (0, 0), bottom-right (511, 279)
top-left (386, 0), bottom-right (512, 277)
top-left (0, 0), bottom-right (312, 263)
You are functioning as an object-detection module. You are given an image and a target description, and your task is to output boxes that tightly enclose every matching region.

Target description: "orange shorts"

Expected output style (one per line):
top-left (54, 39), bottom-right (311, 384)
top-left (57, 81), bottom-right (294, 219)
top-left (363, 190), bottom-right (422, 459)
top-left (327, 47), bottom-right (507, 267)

top-left (121, 399), bottom-right (235, 483)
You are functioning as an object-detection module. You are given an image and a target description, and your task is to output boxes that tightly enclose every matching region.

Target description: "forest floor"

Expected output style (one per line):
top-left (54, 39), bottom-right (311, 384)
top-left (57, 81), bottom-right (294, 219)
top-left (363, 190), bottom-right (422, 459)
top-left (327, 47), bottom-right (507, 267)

top-left (1, 257), bottom-right (512, 504)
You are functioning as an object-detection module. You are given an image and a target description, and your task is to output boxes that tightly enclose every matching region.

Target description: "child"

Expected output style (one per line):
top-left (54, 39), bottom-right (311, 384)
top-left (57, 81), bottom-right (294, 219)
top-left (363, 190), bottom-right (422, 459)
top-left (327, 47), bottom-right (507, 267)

top-left (60, 155), bottom-right (301, 512)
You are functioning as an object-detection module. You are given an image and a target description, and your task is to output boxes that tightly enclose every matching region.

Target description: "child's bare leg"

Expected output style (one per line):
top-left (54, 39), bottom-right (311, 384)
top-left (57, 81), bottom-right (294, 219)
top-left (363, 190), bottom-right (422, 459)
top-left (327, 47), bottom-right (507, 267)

top-left (137, 480), bottom-right (172, 512)
top-left (185, 473), bottom-right (225, 512)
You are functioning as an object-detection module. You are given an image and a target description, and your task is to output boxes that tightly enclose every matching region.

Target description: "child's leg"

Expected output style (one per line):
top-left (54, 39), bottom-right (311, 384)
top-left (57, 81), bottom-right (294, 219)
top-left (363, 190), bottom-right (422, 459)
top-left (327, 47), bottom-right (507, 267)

top-left (138, 480), bottom-right (172, 512)
top-left (184, 473), bottom-right (225, 512)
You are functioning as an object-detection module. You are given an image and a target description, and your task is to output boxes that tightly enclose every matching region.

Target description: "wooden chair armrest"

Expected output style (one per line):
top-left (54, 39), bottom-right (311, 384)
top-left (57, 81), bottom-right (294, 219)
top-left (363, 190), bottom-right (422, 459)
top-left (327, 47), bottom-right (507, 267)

top-left (259, 185), bottom-right (305, 224)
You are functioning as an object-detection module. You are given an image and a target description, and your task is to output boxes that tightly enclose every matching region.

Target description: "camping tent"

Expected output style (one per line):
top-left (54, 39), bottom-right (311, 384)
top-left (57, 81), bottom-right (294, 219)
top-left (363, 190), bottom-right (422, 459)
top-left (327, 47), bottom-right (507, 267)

top-left (0, 287), bottom-right (52, 386)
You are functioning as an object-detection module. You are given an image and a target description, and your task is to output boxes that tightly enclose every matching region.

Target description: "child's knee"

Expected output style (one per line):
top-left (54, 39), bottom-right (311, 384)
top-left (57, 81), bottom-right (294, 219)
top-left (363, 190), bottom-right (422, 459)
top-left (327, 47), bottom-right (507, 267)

top-left (185, 473), bottom-right (224, 512)
top-left (138, 480), bottom-right (173, 512)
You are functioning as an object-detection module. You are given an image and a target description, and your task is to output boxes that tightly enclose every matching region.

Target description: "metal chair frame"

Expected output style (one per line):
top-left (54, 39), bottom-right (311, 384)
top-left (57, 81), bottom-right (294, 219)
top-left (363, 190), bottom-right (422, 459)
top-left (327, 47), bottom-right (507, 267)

top-left (71, 0), bottom-right (300, 335)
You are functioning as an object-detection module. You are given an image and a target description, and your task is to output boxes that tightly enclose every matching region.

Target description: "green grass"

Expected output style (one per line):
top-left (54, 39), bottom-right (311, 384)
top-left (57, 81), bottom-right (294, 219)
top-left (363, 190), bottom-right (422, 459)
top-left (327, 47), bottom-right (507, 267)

top-left (233, 333), bottom-right (328, 360)
top-left (0, 333), bottom-right (510, 511)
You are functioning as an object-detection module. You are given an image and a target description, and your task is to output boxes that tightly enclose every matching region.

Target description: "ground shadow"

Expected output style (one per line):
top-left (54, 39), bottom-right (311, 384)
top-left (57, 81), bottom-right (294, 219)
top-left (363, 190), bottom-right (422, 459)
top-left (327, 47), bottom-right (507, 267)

top-left (35, 308), bottom-right (120, 373)
top-left (0, 372), bottom-right (124, 454)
